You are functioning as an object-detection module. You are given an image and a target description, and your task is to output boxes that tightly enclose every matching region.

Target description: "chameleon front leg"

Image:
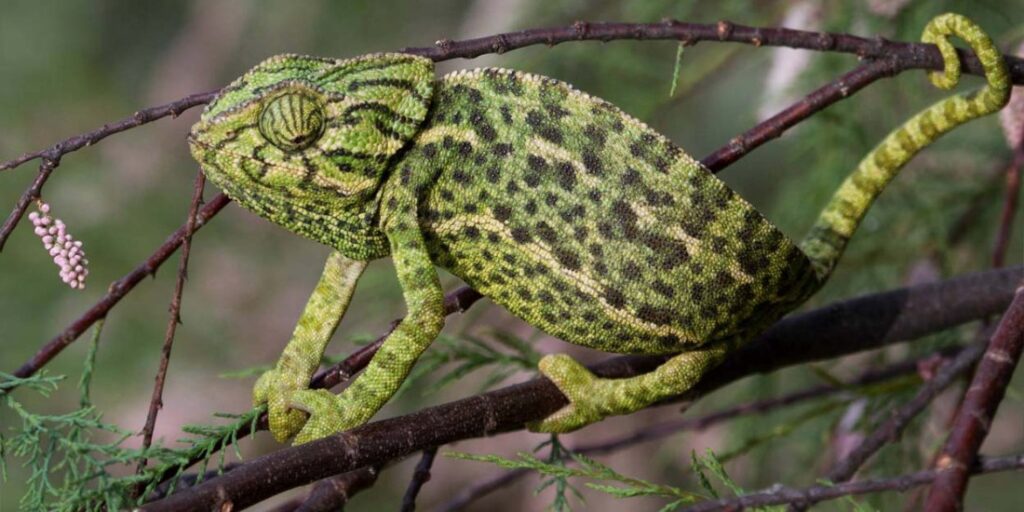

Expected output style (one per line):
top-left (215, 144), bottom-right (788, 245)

top-left (532, 342), bottom-right (731, 433)
top-left (290, 226), bottom-right (445, 444)
top-left (253, 250), bottom-right (367, 442)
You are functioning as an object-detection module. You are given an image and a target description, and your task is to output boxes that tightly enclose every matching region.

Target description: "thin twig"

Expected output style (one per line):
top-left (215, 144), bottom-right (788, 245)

top-left (134, 171), bottom-right (206, 484)
top-left (0, 90), bottom-right (217, 173)
top-left (400, 447), bottom-right (438, 512)
top-left (400, 19), bottom-right (1024, 81)
top-left (0, 157), bottom-right (59, 251)
top-left (681, 453), bottom-right (1024, 512)
top-left (822, 329), bottom-right (992, 484)
top-left (438, 348), bottom-right (959, 512)
top-left (924, 280), bottom-right (1024, 511)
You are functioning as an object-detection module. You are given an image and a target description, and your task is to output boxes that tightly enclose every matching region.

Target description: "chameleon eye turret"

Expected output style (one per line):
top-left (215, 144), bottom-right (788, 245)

top-left (258, 90), bottom-right (326, 152)
top-left (189, 14), bottom-right (1011, 443)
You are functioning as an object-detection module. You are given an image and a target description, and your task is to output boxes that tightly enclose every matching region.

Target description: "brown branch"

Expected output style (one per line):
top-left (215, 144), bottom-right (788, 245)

top-left (439, 347), bottom-right (960, 512)
top-left (821, 329), bottom-right (991, 485)
top-left (924, 280), bottom-right (1024, 511)
top-left (134, 171), bottom-right (206, 485)
top-left (400, 447), bottom-right (438, 512)
top-left (138, 266), bottom-right (1023, 511)
top-left (0, 90), bottom-right (218, 173)
top-left (400, 19), bottom-right (1024, 82)
top-left (681, 453), bottom-right (1024, 512)
top-left (0, 157), bottom-right (59, 251)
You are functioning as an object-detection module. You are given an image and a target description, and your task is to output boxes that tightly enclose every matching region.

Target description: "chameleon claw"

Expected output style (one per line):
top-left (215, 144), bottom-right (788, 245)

top-left (253, 368), bottom-right (310, 442)
top-left (290, 389), bottom-right (351, 445)
top-left (530, 354), bottom-right (606, 433)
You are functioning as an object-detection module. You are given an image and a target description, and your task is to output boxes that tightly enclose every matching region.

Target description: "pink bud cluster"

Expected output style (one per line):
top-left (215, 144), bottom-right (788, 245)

top-left (29, 202), bottom-right (88, 289)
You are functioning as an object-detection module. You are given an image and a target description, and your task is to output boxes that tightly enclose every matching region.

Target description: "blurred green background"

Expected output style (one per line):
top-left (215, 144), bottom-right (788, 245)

top-left (1, 0), bottom-right (1021, 510)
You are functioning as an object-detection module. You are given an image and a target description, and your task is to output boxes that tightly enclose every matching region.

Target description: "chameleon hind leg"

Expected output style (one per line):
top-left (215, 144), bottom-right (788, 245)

top-left (800, 13), bottom-right (1011, 278)
top-left (289, 225), bottom-right (446, 444)
top-left (532, 342), bottom-right (731, 433)
top-left (253, 251), bottom-right (367, 442)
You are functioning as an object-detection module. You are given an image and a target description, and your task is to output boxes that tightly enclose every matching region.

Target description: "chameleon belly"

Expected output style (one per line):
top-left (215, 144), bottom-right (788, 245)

top-left (396, 69), bottom-right (820, 355)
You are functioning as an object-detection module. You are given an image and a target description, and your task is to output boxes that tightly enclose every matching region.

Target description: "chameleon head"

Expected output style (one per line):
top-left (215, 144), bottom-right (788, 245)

top-left (188, 53), bottom-right (435, 259)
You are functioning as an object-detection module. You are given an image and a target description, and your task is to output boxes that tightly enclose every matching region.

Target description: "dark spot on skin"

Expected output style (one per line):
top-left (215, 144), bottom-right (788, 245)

top-left (517, 288), bottom-right (533, 301)
top-left (493, 143), bottom-right (513, 156)
top-left (487, 233), bottom-right (500, 243)
top-left (661, 245), bottom-right (690, 269)
top-left (554, 248), bottom-right (581, 270)
top-left (623, 261), bottom-right (641, 276)
top-left (486, 167), bottom-right (500, 183)
top-left (440, 189), bottom-right (454, 201)
top-left (545, 193), bottom-right (558, 207)
top-left (466, 87), bottom-right (484, 103)
top-left (658, 334), bottom-right (680, 349)
top-left (652, 279), bottom-right (675, 298)
top-left (541, 311), bottom-right (558, 324)
top-left (595, 261), bottom-right (608, 274)
top-left (457, 141), bottom-right (473, 156)
top-left (524, 200), bottom-right (537, 215)
top-left (500, 105), bottom-right (513, 124)
top-left (524, 172), bottom-right (541, 188)
top-left (714, 270), bottom-right (735, 288)
top-left (453, 170), bottom-right (472, 184)
top-left (587, 190), bottom-right (602, 203)
top-left (621, 168), bottom-right (641, 186)
top-left (421, 143), bottom-right (436, 158)
top-left (574, 225), bottom-right (589, 239)
top-left (387, 197), bottom-right (398, 209)
top-left (638, 303), bottom-right (671, 323)
top-left (583, 125), bottom-right (607, 146)
top-left (545, 104), bottom-right (570, 118)
top-left (629, 142), bottom-right (644, 157)
top-left (556, 162), bottom-right (576, 191)
top-left (527, 154), bottom-right (546, 171)
top-left (536, 222), bottom-right (557, 244)
top-left (506, 181), bottom-right (520, 194)
top-left (442, 136), bottom-right (455, 149)
top-left (464, 203), bottom-right (478, 214)
top-left (691, 283), bottom-right (705, 302)
top-left (538, 126), bottom-right (563, 144)
top-left (511, 227), bottom-right (531, 243)
top-left (464, 226), bottom-right (481, 239)
top-left (582, 150), bottom-right (604, 176)
top-left (588, 243), bottom-right (603, 258)
top-left (538, 290), bottom-right (555, 302)
top-left (492, 205), bottom-right (512, 221)
top-left (525, 110), bottom-right (544, 127)
top-left (598, 222), bottom-right (614, 237)
top-left (603, 287), bottom-right (626, 308)
top-left (582, 311), bottom-right (598, 322)
top-left (711, 236), bottom-right (727, 253)
top-left (503, 253), bottom-right (516, 265)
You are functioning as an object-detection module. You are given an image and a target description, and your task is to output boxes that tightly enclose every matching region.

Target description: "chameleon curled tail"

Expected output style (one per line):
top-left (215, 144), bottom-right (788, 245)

top-left (800, 13), bottom-right (1012, 279)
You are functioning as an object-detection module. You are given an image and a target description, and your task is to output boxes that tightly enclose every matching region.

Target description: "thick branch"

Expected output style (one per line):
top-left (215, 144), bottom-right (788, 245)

top-left (140, 266), bottom-right (1023, 511)
top-left (924, 281), bottom-right (1024, 510)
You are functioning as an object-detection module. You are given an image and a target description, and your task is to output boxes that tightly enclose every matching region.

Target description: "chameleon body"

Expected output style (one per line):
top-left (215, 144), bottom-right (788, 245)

top-left (187, 14), bottom-right (1009, 443)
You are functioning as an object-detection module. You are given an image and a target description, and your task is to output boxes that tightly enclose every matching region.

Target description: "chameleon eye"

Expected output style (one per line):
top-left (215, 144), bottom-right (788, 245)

top-left (258, 91), bottom-right (326, 152)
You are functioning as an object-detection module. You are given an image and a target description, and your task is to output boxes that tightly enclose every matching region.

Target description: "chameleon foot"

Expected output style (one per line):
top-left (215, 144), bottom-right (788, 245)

top-left (253, 368), bottom-right (309, 442)
top-left (530, 354), bottom-right (611, 433)
top-left (289, 389), bottom-right (366, 444)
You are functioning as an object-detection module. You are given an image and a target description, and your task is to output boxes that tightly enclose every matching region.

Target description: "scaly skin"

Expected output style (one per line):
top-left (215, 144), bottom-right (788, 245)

top-left (187, 13), bottom-right (1009, 442)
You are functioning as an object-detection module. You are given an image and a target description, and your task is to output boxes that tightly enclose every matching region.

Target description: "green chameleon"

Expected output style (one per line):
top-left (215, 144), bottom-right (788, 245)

top-left (187, 13), bottom-right (1009, 444)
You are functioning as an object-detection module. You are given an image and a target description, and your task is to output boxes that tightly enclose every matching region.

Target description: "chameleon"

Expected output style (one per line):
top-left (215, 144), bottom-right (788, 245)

top-left (186, 13), bottom-right (1010, 444)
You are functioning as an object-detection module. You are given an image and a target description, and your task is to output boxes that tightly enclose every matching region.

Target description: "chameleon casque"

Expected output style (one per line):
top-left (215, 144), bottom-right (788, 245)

top-left (187, 13), bottom-right (1010, 444)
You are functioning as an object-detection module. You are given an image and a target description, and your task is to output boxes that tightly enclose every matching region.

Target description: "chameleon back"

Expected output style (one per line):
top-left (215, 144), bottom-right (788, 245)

top-left (392, 69), bottom-right (820, 355)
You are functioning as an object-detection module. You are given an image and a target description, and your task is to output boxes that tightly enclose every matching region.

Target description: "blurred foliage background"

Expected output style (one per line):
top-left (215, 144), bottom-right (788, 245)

top-left (1, 0), bottom-right (1021, 510)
